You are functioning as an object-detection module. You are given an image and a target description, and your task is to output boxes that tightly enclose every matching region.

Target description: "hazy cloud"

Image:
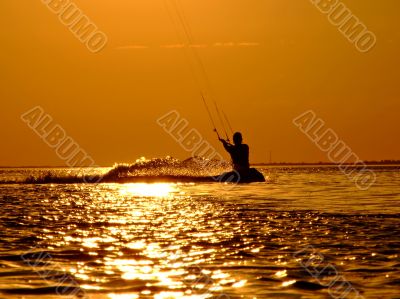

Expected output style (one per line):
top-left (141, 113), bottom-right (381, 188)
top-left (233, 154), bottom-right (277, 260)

top-left (116, 45), bottom-right (149, 50)
top-left (116, 42), bottom-right (260, 50)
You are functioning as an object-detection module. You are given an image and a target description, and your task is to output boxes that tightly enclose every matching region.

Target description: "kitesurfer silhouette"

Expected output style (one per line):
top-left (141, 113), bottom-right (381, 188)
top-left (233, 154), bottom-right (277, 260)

top-left (219, 132), bottom-right (250, 173)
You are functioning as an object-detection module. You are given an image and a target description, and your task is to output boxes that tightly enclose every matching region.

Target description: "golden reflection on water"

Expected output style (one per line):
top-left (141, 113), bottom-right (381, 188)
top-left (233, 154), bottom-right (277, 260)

top-left (119, 183), bottom-right (177, 198)
top-left (1, 168), bottom-right (399, 299)
top-left (108, 294), bottom-right (139, 299)
top-left (54, 183), bottom-right (250, 298)
top-left (282, 280), bottom-right (296, 287)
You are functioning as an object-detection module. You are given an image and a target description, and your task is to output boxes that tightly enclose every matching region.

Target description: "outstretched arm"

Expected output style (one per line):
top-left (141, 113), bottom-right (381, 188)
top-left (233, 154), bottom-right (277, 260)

top-left (219, 138), bottom-right (233, 153)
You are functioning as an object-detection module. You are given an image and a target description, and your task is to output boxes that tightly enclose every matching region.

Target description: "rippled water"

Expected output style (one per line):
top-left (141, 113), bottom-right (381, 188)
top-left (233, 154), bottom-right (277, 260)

top-left (0, 166), bottom-right (399, 299)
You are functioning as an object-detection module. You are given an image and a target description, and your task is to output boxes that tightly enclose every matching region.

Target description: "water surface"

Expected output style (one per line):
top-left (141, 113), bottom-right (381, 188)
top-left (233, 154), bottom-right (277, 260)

top-left (0, 166), bottom-right (399, 298)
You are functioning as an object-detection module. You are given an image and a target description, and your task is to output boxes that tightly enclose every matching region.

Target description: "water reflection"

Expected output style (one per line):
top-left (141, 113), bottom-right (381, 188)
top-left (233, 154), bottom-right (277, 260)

top-left (53, 183), bottom-right (242, 298)
top-left (1, 171), bottom-right (400, 299)
top-left (119, 183), bottom-right (177, 198)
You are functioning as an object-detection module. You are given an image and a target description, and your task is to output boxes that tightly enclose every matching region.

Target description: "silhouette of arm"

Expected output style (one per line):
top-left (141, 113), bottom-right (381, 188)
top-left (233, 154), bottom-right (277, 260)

top-left (219, 138), bottom-right (233, 153)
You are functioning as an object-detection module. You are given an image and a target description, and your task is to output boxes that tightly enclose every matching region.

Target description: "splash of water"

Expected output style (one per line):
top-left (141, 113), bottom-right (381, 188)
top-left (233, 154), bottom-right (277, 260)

top-left (0, 156), bottom-right (232, 184)
top-left (105, 156), bottom-right (230, 178)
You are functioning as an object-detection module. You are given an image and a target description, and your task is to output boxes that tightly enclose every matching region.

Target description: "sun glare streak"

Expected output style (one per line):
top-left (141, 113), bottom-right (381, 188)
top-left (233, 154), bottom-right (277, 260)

top-left (282, 280), bottom-right (296, 287)
top-left (108, 294), bottom-right (139, 299)
top-left (120, 183), bottom-right (177, 197)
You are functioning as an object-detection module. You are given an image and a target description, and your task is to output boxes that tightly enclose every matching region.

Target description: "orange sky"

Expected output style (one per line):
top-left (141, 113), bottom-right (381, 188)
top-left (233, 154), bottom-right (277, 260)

top-left (1, 0), bottom-right (399, 166)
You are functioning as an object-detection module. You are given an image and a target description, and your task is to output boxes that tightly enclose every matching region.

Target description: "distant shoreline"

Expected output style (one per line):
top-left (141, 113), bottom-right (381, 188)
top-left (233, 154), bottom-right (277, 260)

top-left (254, 160), bottom-right (400, 166)
top-left (1, 160), bottom-right (400, 168)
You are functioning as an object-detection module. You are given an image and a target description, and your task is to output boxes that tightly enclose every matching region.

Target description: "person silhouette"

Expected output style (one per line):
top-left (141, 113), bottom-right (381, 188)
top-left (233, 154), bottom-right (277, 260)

top-left (219, 132), bottom-right (250, 173)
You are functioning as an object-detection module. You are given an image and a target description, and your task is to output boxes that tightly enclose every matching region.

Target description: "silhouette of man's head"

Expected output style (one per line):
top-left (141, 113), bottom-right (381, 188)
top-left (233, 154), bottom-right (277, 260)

top-left (233, 132), bottom-right (242, 145)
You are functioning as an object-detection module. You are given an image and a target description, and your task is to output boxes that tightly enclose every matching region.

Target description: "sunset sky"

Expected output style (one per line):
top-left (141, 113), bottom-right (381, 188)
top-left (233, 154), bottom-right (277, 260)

top-left (1, 0), bottom-right (399, 166)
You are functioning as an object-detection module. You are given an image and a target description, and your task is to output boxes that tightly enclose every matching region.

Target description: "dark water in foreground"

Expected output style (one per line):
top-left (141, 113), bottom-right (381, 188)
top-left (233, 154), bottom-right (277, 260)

top-left (0, 166), bottom-right (399, 299)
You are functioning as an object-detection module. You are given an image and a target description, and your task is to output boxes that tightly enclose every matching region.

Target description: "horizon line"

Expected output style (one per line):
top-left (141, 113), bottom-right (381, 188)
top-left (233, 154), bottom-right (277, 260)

top-left (1, 160), bottom-right (400, 168)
